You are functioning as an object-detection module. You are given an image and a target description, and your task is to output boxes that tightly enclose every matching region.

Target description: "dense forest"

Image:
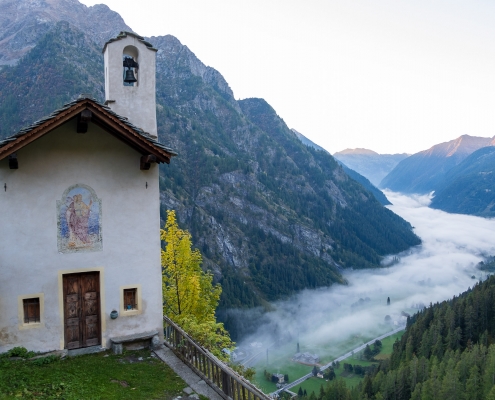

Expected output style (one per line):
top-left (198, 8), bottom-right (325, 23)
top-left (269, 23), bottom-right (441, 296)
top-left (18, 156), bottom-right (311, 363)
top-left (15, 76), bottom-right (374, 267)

top-left (303, 275), bottom-right (495, 399)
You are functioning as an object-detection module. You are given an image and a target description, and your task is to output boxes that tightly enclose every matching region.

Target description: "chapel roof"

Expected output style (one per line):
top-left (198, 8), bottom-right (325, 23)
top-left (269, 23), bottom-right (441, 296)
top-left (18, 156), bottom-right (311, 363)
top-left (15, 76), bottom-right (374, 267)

top-left (0, 95), bottom-right (177, 164)
top-left (102, 31), bottom-right (158, 53)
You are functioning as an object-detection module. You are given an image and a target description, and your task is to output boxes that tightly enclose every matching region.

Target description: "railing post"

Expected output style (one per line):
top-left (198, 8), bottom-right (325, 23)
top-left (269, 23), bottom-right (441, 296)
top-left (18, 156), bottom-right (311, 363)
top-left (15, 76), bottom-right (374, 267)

top-left (222, 370), bottom-right (232, 397)
top-left (162, 316), bottom-right (269, 400)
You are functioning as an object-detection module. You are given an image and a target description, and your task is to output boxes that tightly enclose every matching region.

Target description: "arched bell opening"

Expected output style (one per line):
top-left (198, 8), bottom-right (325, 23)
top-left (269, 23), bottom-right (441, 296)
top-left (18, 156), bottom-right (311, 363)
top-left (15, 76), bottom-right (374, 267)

top-left (123, 45), bottom-right (139, 87)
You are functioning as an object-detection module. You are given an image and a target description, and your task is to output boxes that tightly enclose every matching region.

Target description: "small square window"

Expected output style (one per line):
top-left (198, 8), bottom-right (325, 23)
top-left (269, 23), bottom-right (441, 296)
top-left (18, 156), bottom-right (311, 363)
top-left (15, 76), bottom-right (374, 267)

top-left (23, 298), bottom-right (40, 323)
top-left (123, 288), bottom-right (137, 311)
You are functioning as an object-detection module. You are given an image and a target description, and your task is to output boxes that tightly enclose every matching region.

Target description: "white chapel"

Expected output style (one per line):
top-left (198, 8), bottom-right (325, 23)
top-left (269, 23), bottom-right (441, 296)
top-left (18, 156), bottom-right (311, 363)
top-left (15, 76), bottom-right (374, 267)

top-left (0, 32), bottom-right (175, 353)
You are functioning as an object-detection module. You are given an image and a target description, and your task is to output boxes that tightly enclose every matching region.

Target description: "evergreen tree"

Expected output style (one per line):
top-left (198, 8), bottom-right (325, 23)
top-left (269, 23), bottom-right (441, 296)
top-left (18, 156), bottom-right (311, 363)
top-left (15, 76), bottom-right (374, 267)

top-left (364, 344), bottom-right (373, 360)
top-left (465, 365), bottom-right (482, 400)
top-left (440, 361), bottom-right (460, 400)
top-left (483, 345), bottom-right (495, 397)
top-left (309, 277), bottom-right (495, 400)
top-left (487, 385), bottom-right (495, 400)
top-left (362, 375), bottom-right (373, 398)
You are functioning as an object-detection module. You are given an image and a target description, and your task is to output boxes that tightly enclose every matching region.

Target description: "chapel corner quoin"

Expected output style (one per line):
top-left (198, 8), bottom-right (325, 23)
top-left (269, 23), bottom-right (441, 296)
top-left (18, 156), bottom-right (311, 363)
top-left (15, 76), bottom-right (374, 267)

top-left (0, 31), bottom-right (176, 353)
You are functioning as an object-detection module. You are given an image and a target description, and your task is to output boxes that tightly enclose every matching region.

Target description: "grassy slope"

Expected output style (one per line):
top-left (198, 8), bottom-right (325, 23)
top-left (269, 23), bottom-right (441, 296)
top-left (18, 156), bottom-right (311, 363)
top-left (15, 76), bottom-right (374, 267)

top-left (0, 349), bottom-right (186, 399)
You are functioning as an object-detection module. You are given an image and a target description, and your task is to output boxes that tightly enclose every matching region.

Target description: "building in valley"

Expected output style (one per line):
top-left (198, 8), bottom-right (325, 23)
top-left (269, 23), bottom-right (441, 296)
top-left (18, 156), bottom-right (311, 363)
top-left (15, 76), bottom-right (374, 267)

top-left (292, 352), bottom-right (320, 365)
top-left (0, 32), bottom-right (175, 353)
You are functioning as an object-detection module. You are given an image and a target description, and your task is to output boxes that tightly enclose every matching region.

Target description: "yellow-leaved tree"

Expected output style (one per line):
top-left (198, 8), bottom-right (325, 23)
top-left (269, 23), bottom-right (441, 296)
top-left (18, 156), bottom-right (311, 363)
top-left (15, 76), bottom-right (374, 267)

top-left (161, 210), bottom-right (233, 360)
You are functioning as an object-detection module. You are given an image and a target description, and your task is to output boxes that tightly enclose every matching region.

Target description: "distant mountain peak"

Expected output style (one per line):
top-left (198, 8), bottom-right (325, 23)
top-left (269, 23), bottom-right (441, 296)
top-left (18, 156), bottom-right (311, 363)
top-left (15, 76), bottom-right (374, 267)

top-left (423, 134), bottom-right (493, 158)
top-left (381, 134), bottom-right (495, 194)
top-left (334, 148), bottom-right (379, 156)
top-left (333, 150), bottom-right (409, 187)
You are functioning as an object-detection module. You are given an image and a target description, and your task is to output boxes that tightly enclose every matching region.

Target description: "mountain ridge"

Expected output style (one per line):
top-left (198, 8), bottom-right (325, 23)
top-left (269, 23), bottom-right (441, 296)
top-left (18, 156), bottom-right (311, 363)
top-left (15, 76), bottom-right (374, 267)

top-left (291, 128), bottom-right (327, 152)
top-left (423, 134), bottom-right (494, 158)
top-left (334, 148), bottom-right (380, 156)
top-left (290, 129), bottom-right (391, 205)
top-left (430, 146), bottom-right (495, 217)
top-left (0, 0), bottom-right (421, 316)
top-left (0, 0), bottom-right (130, 66)
top-left (380, 134), bottom-right (494, 193)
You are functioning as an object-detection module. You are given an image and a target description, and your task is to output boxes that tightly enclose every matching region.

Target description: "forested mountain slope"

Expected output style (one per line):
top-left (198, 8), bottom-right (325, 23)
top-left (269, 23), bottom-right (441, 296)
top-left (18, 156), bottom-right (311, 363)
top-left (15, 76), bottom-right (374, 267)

top-left (380, 135), bottom-right (493, 194)
top-left (291, 129), bottom-right (391, 205)
top-left (320, 276), bottom-right (495, 399)
top-left (0, 22), bottom-right (105, 138)
top-left (339, 164), bottom-right (391, 206)
top-left (0, 1), bottom-right (421, 313)
top-left (153, 38), bottom-right (420, 308)
top-left (430, 146), bottom-right (495, 217)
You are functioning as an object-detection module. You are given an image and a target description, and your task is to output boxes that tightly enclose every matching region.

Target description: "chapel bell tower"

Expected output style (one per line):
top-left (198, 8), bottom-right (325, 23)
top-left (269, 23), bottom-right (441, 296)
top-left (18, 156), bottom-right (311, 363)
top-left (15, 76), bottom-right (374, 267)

top-left (103, 32), bottom-right (158, 138)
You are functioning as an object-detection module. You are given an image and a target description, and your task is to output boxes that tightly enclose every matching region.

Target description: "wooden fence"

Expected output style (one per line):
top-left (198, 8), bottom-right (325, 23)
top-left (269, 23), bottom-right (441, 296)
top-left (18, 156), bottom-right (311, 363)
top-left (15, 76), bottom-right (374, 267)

top-left (163, 316), bottom-right (270, 400)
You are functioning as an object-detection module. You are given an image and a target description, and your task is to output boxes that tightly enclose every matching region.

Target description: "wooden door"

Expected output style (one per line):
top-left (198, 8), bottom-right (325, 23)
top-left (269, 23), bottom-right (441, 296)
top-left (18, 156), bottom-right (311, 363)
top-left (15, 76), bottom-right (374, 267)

top-left (63, 272), bottom-right (101, 349)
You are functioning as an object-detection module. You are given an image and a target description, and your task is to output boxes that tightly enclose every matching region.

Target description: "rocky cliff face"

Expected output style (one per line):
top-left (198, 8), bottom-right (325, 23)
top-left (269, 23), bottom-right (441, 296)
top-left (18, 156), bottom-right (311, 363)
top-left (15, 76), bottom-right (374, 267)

top-left (291, 131), bottom-right (391, 205)
top-left (0, 21), bottom-right (105, 137)
top-left (0, 0), bottom-right (130, 66)
top-left (151, 37), bottom-right (420, 309)
top-left (0, 0), bottom-right (421, 317)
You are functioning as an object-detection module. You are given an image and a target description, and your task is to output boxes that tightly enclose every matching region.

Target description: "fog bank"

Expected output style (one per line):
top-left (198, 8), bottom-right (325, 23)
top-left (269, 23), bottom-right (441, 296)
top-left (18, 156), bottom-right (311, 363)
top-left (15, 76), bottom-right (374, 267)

top-left (229, 192), bottom-right (495, 358)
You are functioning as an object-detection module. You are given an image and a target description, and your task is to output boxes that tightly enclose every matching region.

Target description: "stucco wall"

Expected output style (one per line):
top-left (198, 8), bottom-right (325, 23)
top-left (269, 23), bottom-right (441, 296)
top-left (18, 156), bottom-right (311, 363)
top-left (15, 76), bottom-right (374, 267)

top-left (0, 119), bottom-right (164, 352)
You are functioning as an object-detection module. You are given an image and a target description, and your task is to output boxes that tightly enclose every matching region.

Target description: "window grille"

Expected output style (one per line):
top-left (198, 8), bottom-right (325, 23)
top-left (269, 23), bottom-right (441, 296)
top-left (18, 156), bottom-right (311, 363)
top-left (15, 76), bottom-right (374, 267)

top-left (23, 298), bottom-right (40, 323)
top-left (124, 288), bottom-right (137, 311)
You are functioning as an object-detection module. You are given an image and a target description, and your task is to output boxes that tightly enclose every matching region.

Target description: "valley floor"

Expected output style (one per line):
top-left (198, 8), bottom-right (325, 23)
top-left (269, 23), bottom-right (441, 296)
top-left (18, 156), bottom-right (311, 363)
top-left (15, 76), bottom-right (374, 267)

top-left (250, 330), bottom-right (404, 395)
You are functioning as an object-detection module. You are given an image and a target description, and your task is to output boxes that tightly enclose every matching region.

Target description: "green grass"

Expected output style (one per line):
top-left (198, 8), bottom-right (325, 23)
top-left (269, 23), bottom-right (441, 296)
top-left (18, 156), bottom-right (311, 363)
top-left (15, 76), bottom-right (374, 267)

top-left (0, 349), bottom-right (186, 399)
top-left (250, 334), bottom-right (375, 392)
top-left (268, 331), bottom-right (406, 395)
top-left (252, 359), bottom-right (313, 393)
top-left (378, 332), bottom-right (403, 356)
top-left (292, 377), bottom-right (327, 396)
top-left (250, 341), bottom-right (319, 393)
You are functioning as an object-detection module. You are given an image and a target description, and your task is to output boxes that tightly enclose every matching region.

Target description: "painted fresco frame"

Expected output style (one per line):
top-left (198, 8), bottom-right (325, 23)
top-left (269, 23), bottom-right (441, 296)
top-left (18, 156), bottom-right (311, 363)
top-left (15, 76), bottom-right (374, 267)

top-left (57, 184), bottom-right (102, 253)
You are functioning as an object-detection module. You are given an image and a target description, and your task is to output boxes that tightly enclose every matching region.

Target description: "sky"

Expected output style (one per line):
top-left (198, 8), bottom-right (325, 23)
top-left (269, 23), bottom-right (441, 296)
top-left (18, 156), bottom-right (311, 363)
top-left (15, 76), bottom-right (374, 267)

top-left (79, 0), bottom-right (495, 155)
top-left (227, 192), bottom-right (495, 358)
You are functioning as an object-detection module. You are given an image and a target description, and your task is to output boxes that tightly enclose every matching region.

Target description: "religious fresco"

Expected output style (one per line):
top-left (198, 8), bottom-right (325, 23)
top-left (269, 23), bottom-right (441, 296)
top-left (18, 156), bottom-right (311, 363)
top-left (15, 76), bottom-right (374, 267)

top-left (57, 185), bottom-right (102, 253)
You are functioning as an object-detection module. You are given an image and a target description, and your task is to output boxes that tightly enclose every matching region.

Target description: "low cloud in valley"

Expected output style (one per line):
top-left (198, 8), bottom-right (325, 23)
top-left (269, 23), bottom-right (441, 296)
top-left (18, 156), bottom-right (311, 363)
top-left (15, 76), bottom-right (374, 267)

top-left (229, 192), bottom-right (495, 360)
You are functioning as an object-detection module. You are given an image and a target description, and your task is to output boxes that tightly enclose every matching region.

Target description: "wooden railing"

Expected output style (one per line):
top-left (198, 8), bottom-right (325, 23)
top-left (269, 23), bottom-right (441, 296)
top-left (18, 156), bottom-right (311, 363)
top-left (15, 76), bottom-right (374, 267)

top-left (163, 316), bottom-right (270, 400)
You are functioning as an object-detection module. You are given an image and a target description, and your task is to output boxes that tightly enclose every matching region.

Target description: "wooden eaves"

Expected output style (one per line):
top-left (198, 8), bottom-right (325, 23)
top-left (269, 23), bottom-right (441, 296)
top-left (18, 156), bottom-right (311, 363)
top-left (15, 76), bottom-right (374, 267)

top-left (0, 96), bottom-right (176, 167)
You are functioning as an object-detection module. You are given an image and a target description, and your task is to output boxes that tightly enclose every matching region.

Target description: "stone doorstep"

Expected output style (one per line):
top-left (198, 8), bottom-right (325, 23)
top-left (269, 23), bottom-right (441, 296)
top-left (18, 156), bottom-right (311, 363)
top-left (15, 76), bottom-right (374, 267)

top-left (29, 349), bottom-right (68, 360)
top-left (68, 345), bottom-right (105, 357)
top-left (109, 330), bottom-right (161, 355)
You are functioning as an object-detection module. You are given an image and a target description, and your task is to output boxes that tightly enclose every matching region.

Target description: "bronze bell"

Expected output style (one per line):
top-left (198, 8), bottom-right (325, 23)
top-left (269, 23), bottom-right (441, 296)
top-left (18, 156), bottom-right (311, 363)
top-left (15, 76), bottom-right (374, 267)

top-left (124, 68), bottom-right (137, 83)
